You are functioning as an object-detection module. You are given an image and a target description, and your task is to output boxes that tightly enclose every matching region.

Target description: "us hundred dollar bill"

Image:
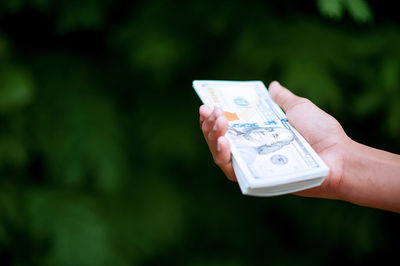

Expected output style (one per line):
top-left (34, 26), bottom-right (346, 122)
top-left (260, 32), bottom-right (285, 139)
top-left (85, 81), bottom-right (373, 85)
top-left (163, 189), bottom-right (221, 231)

top-left (193, 80), bottom-right (329, 196)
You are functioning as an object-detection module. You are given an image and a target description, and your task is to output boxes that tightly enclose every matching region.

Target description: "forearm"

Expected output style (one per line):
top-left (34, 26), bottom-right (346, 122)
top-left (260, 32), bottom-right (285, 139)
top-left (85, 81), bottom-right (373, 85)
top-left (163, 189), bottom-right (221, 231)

top-left (340, 140), bottom-right (400, 212)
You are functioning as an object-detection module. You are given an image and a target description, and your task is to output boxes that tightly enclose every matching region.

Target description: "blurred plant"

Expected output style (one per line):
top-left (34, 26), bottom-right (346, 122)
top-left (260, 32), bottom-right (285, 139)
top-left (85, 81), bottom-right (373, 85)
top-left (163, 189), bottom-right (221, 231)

top-left (0, 0), bottom-right (399, 265)
top-left (317, 0), bottom-right (373, 22)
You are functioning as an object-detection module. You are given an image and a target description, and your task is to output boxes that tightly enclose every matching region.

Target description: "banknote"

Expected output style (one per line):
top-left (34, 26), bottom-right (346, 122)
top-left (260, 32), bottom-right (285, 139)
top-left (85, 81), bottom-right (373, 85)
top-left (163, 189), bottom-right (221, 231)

top-left (193, 80), bottom-right (329, 196)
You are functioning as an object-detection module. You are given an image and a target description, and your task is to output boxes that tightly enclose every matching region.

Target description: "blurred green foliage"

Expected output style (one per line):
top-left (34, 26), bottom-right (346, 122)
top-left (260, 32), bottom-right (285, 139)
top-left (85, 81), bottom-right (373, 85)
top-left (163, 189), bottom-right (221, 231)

top-left (317, 0), bottom-right (373, 22)
top-left (0, 0), bottom-right (399, 265)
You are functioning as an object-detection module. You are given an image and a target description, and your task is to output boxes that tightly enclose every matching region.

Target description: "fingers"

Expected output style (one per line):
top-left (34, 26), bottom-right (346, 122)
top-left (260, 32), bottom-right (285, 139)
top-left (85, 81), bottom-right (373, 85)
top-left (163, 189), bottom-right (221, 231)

top-left (269, 81), bottom-right (306, 113)
top-left (200, 107), bottom-right (226, 142)
top-left (199, 105), bottom-right (237, 182)
top-left (216, 136), bottom-right (236, 181)
top-left (199, 105), bottom-right (212, 128)
top-left (199, 105), bottom-right (216, 136)
top-left (208, 114), bottom-right (228, 143)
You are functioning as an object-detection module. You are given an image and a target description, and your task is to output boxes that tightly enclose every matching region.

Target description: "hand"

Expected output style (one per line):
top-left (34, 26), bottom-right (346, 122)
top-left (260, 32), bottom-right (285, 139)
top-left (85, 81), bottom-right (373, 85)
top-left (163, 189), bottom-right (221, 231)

top-left (199, 104), bottom-right (236, 182)
top-left (199, 81), bottom-right (351, 199)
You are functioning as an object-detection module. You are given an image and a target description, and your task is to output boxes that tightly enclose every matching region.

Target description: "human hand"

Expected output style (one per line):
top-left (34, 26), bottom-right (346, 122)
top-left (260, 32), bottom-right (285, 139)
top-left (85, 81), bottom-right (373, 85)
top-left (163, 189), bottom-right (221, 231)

top-left (199, 104), bottom-right (236, 182)
top-left (199, 81), bottom-right (351, 199)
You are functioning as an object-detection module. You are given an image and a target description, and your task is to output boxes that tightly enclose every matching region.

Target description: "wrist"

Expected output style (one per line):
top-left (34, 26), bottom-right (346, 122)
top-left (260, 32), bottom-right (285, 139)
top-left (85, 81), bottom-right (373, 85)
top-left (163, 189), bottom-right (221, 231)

top-left (338, 138), bottom-right (400, 212)
top-left (336, 138), bottom-right (362, 204)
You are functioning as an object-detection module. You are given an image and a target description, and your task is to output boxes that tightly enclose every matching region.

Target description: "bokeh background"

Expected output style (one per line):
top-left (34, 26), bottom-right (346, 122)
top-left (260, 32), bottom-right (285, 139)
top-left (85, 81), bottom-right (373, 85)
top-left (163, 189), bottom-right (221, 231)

top-left (1, 0), bottom-right (399, 265)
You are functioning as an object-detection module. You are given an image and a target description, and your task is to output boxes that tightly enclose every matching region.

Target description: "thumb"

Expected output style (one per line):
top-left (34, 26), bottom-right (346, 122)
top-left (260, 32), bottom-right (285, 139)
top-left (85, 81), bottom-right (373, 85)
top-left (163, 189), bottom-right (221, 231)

top-left (268, 81), bottom-right (301, 113)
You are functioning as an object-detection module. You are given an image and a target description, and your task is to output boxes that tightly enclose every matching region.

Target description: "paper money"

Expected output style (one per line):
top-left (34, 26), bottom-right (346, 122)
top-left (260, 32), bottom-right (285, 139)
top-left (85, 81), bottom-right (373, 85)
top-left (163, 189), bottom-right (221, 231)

top-left (193, 80), bottom-right (329, 196)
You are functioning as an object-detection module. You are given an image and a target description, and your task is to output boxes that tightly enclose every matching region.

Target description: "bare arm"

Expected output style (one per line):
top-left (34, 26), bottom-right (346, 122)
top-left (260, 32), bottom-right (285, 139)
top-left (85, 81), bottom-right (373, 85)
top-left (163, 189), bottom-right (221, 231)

top-left (199, 81), bottom-right (400, 213)
top-left (340, 142), bottom-right (400, 212)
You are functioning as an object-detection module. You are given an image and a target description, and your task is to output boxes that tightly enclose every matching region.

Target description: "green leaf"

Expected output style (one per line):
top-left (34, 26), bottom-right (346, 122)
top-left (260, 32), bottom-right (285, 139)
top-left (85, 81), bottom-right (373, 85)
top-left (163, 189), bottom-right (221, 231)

top-left (317, 0), bottom-right (344, 19)
top-left (344, 0), bottom-right (373, 23)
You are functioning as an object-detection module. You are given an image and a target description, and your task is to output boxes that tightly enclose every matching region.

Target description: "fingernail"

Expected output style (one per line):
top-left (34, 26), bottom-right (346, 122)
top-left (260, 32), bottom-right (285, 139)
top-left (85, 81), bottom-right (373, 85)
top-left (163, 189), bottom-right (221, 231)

top-left (217, 138), bottom-right (222, 152)
top-left (200, 115), bottom-right (204, 122)
top-left (270, 81), bottom-right (280, 88)
top-left (199, 105), bottom-right (210, 113)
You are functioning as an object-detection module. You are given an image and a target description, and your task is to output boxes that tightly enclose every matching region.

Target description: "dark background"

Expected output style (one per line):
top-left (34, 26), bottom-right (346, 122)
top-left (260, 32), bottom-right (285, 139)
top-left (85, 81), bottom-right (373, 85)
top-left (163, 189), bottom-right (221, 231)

top-left (0, 0), bottom-right (399, 265)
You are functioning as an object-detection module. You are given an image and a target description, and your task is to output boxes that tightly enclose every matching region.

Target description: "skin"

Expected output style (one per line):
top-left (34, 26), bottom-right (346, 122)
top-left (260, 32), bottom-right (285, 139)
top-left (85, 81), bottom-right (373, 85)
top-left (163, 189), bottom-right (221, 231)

top-left (199, 81), bottom-right (400, 213)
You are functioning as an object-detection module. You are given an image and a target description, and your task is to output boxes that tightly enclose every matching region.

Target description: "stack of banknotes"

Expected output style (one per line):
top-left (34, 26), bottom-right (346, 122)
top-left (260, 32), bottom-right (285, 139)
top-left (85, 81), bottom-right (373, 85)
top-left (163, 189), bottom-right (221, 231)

top-left (193, 80), bottom-right (329, 196)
